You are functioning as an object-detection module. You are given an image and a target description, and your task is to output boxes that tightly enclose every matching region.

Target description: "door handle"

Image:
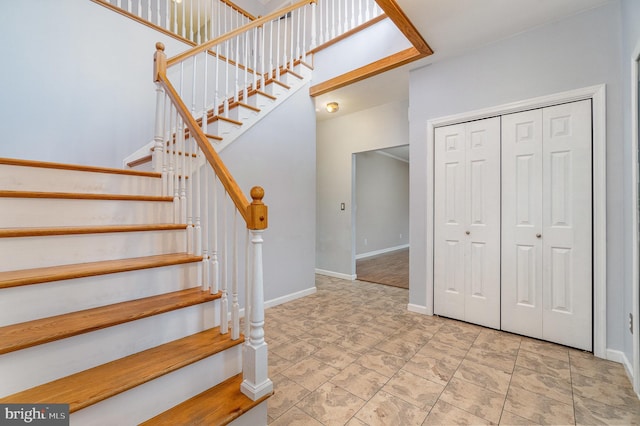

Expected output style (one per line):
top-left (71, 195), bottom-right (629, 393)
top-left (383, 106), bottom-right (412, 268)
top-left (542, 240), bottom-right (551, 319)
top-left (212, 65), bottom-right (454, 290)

top-left (536, 233), bottom-right (542, 238)
top-left (465, 231), bottom-right (470, 235)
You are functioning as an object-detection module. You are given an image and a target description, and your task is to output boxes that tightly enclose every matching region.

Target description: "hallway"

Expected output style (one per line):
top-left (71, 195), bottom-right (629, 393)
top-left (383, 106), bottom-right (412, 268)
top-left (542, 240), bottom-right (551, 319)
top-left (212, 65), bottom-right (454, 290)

top-left (265, 275), bottom-right (640, 425)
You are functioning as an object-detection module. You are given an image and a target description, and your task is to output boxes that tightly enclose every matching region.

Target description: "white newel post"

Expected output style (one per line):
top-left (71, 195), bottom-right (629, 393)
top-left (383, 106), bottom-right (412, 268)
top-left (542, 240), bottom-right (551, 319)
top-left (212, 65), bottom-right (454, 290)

top-left (241, 187), bottom-right (272, 401)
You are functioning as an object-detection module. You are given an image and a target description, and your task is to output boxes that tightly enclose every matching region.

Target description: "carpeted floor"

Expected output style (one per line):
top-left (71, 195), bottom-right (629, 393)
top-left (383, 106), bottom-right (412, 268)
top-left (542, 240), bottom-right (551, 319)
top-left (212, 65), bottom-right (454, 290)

top-left (356, 248), bottom-right (409, 289)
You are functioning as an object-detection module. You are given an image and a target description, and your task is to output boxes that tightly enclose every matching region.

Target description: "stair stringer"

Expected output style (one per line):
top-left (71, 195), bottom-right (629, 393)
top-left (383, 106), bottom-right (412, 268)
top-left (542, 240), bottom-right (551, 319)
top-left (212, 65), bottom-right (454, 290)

top-left (123, 60), bottom-right (313, 171)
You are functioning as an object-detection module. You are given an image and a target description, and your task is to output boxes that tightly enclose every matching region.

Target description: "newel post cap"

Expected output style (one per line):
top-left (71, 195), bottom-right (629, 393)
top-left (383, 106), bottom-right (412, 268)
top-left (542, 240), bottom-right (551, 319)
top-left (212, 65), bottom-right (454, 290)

top-left (153, 42), bottom-right (167, 82)
top-left (248, 186), bottom-right (268, 230)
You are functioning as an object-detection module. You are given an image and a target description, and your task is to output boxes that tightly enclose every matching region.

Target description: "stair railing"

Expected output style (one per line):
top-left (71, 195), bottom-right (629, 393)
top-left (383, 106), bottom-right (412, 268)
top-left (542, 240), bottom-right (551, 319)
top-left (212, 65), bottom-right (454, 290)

top-left (310, 0), bottom-right (383, 48)
top-left (93, 0), bottom-right (255, 45)
top-left (151, 0), bottom-right (317, 401)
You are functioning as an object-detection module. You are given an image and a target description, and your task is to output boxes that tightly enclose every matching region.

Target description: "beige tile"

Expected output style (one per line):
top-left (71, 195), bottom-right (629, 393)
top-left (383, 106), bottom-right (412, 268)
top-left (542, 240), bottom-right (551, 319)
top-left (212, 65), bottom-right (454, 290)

top-left (519, 337), bottom-right (569, 362)
top-left (429, 323), bottom-right (479, 351)
top-left (270, 339), bottom-right (319, 362)
top-left (509, 365), bottom-right (573, 405)
top-left (570, 351), bottom-right (631, 385)
top-left (403, 352), bottom-right (461, 386)
top-left (473, 329), bottom-right (521, 357)
top-left (376, 335), bottom-right (424, 360)
top-left (281, 357), bottom-right (339, 391)
top-left (422, 400), bottom-right (491, 425)
top-left (503, 386), bottom-right (574, 425)
top-left (439, 377), bottom-right (505, 423)
top-left (572, 371), bottom-right (640, 408)
top-left (465, 346), bottom-right (517, 374)
top-left (453, 359), bottom-right (511, 395)
top-left (312, 344), bottom-right (361, 370)
top-left (574, 394), bottom-right (640, 425)
top-left (267, 375), bottom-right (310, 419)
top-left (339, 329), bottom-right (382, 352)
top-left (499, 410), bottom-right (534, 425)
top-left (269, 406), bottom-right (324, 426)
top-left (382, 369), bottom-right (444, 408)
top-left (355, 348), bottom-right (407, 378)
top-left (355, 390), bottom-right (430, 426)
top-left (417, 338), bottom-right (468, 360)
top-left (345, 417), bottom-right (368, 426)
top-left (515, 349), bottom-right (571, 380)
top-left (330, 363), bottom-right (389, 400)
top-left (268, 352), bottom-right (293, 376)
top-left (296, 382), bottom-right (366, 426)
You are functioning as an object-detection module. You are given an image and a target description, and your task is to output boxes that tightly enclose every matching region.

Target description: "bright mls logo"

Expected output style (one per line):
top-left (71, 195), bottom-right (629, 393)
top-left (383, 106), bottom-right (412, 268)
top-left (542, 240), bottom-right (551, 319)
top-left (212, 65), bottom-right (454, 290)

top-left (0, 405), bottom-right (69, 426)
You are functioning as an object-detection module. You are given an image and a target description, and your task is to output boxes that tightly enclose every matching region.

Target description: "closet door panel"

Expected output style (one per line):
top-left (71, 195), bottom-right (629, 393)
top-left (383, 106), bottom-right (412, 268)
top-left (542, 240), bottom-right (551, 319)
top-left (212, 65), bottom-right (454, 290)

top-left (501, 109), bottom-right (543, 338)
top-left (464, 117), bottom-right (501, 329)
top-left (542, 99), bottom-right (592, 351)
top-left (434, 124), bottom-right (466, 321)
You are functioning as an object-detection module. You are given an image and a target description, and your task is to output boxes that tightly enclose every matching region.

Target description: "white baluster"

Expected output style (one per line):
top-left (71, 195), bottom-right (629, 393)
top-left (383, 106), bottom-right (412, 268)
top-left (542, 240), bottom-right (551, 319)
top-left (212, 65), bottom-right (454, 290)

top-left (365, 0), bottom-right (371, 21)
top-left (189, 0), bottom-right (194, 42)
top-left (186, 55), bottom-right (197, 254)
top-left (358, 0), bottom-right (363, 25)
top-left (181, 0), bottom-right (186, 38)
top-left (276, 17), bottom-right (281, 79)
top-left (231, 209), bottom-right (239, 340)
top-left (162, 95), bottom-right (169, 196)
top-left (197, 0), bottom-right (201, 44)
top-left (147, 0), bottom-right (151, 22)
top-left (253, 27), bottom-right (259, 92)
top-left (302, 7), bottom-right (308, 63)
top-left (351, 0), bottom-right (356, 29)
top-left (235, 35), bottom-right (240, 104)
top-left (243, 32), bottom-right (249, 102)
top-left (117, 0), bottom-right (122, 9)
top-left (214, 44), bottom-right (220, 118)
top-left (344, 0), bottom-right (349, 33)
top-left (244, 228), bottom-right (251, 340)
top-left (202, 167), bottom-right (210, 292)
top-left (268, 21), bottom-right (274, 83)
top-left (331, 0), bottom-right (336, 38)
top-left (173, 0), bottom-right (177, 34)
top-left (296, 9), bottom-right (301, 62)
top-left (283, 12), bottom-right (288, 71)
top-left (310, 1), bottom-right (317, 49)
top-left (137, 0), bottom-right (142, 17)
top-left (241, 226), bottom-right (273, 400)
top-left (224, 40), bottom-right (230, 116)
top-left (220, 193), bottom-right (229, 334)
top-left (211, 174), bottom-right (219, 294)
top-left (167, 105), bottom-right (175, 200)
top-left (153, 83), bottom-right (165, 178)
top-left (127, 0), bottom-right (132, 13)
top-left (164, 0), bottom-right (169, 30)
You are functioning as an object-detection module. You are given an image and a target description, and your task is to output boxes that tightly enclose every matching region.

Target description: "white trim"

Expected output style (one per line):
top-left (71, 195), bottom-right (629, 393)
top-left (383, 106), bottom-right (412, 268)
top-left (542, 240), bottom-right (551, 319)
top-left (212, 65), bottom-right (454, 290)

top-left (607, 348), bottom-right (634, 383)
top-left (356, 244), bottom-right (409, 260)
top-left (631, 39), bottom-right (640, 396)
top-left (425, 85), bottom-right (607, 357)
top-left (315, 268), bottom-right (357, 281)
top-left (407, 303), bottom-right (430, 315)
top-left (264, 286), bottom-right (317, 310)
top-left (376, 150), bottom-right (410, 164)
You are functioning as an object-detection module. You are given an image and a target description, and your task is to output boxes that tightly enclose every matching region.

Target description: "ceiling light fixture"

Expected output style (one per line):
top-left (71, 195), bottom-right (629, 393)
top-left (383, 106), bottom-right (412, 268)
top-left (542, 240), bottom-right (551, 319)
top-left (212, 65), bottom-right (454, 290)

top-left (326, 102), bottom-right (339, 113)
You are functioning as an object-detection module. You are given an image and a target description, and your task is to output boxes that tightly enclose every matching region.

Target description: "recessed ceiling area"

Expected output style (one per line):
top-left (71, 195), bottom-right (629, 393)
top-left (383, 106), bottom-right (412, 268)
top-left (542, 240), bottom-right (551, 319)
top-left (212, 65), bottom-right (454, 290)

top-left (314, 0), bottom-right (613, 119)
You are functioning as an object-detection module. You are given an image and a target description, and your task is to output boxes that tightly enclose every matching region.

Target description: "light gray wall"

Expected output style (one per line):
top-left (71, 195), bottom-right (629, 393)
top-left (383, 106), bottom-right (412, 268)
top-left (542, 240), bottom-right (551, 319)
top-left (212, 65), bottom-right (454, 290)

top-left (317, 99), bottom-right (409, 276)
top-left (620, 0), bottom-right (640, 363)
top-left (0, 0), bottom-right (191, 167)
top-left (408, 2), bottom-right (627, 352)
top-left (355, 151), bottom-right (409, 255)
top-left (221, 84), bottom-right (317, 302)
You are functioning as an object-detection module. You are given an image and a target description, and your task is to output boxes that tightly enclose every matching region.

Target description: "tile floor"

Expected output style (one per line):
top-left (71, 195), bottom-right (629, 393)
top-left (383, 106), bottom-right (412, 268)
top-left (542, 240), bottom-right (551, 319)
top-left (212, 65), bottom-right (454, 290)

top-left (265, 275), bottom-right (640, 425)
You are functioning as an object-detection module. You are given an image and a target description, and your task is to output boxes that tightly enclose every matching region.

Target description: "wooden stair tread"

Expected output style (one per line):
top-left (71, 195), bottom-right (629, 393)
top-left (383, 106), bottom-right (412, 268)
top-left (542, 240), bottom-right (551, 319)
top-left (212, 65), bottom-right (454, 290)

top-left (0, 190), bottom-right (172, 202)
top-left (0, 327), bottom-right (242, 412)
top-left (0, 157), bottom-right (161, 178)
top-left (141, 373), bottom-right (271, 426)
top-left (0, 223), bottom-right (186, 238)
top-left (0, 253), bottom-right (203, 289)
top-left (0, 287), bottom-right (220, 355)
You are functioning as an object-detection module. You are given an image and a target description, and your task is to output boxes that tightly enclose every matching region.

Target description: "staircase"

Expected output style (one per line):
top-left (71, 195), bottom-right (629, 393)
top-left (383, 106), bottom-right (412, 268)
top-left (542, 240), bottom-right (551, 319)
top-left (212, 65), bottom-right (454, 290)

top-left (0, 157), bottom-right (270, 425)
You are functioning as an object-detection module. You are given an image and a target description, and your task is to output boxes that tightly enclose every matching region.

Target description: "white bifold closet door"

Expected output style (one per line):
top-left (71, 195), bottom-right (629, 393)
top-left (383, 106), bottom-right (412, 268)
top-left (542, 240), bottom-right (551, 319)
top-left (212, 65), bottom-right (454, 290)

top-left (501, 99), bottom-right (592, 351)
top-left (434, 117), bottom-right (501, 329)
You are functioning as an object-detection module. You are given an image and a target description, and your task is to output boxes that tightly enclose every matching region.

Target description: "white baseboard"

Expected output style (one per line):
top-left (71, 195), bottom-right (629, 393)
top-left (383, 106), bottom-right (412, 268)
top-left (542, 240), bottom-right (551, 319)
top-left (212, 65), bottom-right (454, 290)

top-left (264, 286), bottom-right (317, 310)
top-left (407, 303), bottom-right (431, 315)
top-left (355, 244), bottom-right (409, 260)
top-left (607, 348), bottom-right (633, 382)
top-left (315, 268), bottom-right (357, 281)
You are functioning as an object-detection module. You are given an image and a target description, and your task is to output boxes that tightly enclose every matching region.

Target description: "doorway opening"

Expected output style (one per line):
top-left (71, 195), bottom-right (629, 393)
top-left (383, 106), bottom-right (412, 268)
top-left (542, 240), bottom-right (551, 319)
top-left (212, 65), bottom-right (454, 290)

top-left (353, 146), bottom-right (410, 289)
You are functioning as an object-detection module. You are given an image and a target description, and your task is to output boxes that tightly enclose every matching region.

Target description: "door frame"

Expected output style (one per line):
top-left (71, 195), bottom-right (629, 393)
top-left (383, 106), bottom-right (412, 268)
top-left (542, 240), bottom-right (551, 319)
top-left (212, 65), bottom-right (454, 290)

top-left (631, 40), bottom-right (640, 395)
top-left (425, 84), bottom-right (607, 358)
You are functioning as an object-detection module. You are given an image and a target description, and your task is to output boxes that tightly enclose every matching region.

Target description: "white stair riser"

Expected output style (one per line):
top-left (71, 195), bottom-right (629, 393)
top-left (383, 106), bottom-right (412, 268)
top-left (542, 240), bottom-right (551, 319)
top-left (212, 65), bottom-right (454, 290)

top-left (0, 302), bottom-right (220, 397)
top-left (294, 63), bottom-right (313, 79)
top-left (0, 262), bottom-right (201, 326)
top-left (264, 82), bottom-right (288, 97)
top-left (229, 401), bottom-right (268, 426)
top-left (0, 165), bottom-right (162, 196)
top-left (70, 345), bottom-right (242, 426)
top-left (0, 229), bottom-right (187, 272)
top-left (0, 198), bottom-right (174, 227)
top-left (210, 119), bottom-right (242, 137)
top-left (246, 93), bottom-right (275, 109)
top-left (280, 72), bottom-right (303, 86)
top-left (229, 105), bottom-right (259, 123)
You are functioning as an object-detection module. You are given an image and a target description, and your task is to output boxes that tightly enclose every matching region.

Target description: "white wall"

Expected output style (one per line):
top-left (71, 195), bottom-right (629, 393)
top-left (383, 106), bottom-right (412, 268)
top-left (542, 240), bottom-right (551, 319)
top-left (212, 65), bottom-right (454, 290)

top-left (355, 151), bottom-right (409, 256)
top-left (620, 0), bottom-right (640, 364)
top-left (312, 18), bottom-right (411, 84)
top-left (221, 85), bottom-right (317, 303)
top-left (0, 0), bottom-right (193, 168)
top-left (316, 99), bottom-right (409, 277)
top-left (408, 2), bottom-right (627, 353)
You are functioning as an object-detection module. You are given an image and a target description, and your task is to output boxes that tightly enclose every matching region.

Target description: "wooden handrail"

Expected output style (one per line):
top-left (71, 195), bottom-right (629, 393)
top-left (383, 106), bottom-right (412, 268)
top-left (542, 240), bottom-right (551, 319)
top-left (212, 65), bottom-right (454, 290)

top-left (167, 0), bottom-right (316, 67)
top-left (220, 0), bottom-right (257, 21)
top-left (154, 43), bottom-right (267, 230)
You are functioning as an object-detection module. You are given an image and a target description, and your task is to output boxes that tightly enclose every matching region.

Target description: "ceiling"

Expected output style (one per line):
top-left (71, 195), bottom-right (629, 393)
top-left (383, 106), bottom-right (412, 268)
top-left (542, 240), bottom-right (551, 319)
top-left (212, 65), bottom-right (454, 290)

top-left (314, 0), bottom-right (612, 121)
